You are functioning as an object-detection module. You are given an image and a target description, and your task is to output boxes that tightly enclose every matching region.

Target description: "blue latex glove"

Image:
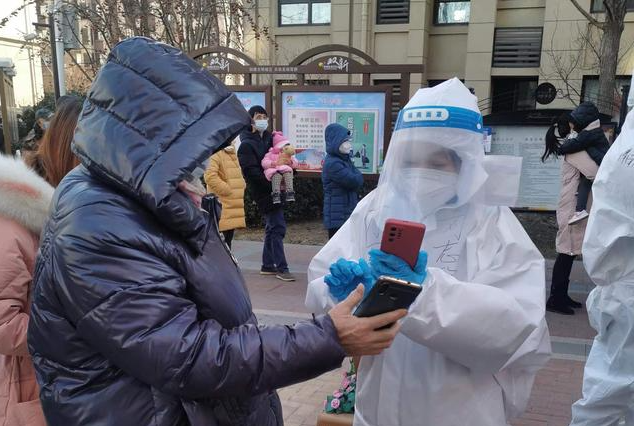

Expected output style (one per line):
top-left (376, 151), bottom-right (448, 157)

top-left (325, 258), bottom-right (375, 301)
top-left (368, 249), bottom-right (428, 285)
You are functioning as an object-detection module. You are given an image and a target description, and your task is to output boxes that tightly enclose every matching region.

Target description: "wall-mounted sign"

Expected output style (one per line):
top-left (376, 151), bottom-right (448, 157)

top-left (535, 83), bottom-right (557, 105)
top-left (318, 56), bottom-right (350, 72)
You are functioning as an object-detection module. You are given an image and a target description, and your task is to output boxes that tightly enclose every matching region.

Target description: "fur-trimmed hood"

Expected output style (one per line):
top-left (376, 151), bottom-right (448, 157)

top-left (0, 155), bottom-right (54, 234)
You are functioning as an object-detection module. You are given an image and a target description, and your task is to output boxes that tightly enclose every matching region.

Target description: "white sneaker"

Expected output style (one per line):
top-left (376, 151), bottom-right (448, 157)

top-left (569, 210), bottom-right (589, 225)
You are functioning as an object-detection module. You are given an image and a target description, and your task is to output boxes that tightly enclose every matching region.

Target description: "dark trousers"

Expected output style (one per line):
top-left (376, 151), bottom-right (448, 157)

top-left (263, 208), bottom-right (288, 272)
top-left (550, 253), bottom-right (577, 303)
top-left (576, 176), bottom-right (593, 212)
top-left (222, 230), bottom-right (235, 249)
top-left (328, 228), bottom-right (340, 240)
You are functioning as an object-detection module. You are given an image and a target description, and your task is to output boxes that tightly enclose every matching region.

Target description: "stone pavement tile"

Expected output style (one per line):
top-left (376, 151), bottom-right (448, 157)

top-left (243, 270), bottom-right (311, 313)
top-left (546, 307), bottom-right (596, 340)
top-left (280, 359), bottom-right (585, 426)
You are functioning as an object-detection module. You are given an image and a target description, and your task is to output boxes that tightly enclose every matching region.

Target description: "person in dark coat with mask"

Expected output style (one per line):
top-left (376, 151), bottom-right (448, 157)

top-left (237, 106), bottom-right (295, 282)
top-left (26, 37), bottom-right (406, 426)
top-left (322, 123), bottom-right (364, 239)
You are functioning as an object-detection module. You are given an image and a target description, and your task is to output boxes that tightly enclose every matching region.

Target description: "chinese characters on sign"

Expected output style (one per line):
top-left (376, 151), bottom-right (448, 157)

top-left (280, 91), bottom-right (387, 174)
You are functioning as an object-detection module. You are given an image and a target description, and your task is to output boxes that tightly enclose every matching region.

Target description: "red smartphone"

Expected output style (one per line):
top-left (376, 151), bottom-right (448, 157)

top-left (380, 219), bottom-right (426, 269)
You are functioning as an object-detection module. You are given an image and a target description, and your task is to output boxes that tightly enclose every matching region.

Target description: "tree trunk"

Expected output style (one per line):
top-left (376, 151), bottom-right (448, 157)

top-left (595, 0), bottom-right (627, 116)
top-left (597, 19), bottom-right (624, 115)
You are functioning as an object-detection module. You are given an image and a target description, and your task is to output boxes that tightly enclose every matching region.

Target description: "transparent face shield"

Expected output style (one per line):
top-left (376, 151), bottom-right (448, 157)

top-left (373, 79), bottom-right (489, 227)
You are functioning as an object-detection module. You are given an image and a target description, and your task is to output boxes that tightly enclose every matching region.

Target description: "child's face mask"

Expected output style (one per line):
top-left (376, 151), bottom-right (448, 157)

top-left (339, 141), bottom-right (353, 155)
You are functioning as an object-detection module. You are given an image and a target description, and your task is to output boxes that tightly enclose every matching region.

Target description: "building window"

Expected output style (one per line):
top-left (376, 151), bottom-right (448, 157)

top-left (492, 27), bottom-right (543, 68)
top-left (491, 77), bottom-right (538, 113)
top-left (591, 0), bottom-right (634, 12)
top-left (434, 0), bottom-right (470, 25)
top-left (377, 0), bottom-right (410, 25)
top-left (279, 0), bottom-right (331, 26)
top-left (581, 75), bottom-right (631, 117)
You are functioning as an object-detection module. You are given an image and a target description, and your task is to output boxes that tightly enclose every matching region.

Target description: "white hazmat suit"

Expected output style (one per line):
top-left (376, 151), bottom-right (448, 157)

top-left (570, 101), bottom-right (634, 425)
top-left (306, 79), bottom-right (551, 426)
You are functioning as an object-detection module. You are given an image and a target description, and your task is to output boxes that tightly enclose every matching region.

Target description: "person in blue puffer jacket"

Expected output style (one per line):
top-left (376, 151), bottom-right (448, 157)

top-left (322, 123), bottom-right (364, 239)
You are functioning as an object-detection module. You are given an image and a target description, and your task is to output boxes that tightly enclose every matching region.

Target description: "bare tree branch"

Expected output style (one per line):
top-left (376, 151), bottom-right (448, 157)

top-left (568, 0), bottom-right (605, 29)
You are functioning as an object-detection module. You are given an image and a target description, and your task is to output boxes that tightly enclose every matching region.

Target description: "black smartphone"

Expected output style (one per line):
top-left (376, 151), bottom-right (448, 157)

top-left (353, 276), bottom-right (422, 318)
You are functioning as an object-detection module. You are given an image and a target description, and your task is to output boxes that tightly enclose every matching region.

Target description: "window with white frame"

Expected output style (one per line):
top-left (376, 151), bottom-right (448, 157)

top-left (279, 0), bottom-right (331, 26)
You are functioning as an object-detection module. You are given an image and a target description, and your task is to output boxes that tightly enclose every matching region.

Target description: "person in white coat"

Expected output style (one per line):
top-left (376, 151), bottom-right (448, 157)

top-left (306, 78), bottom-right (551, 426)
top-left (569, 100), bottom-right (634, 426)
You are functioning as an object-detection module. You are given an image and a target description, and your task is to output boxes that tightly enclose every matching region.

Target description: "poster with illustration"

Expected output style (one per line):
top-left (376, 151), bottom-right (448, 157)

top-left (335, 110), bottom-right (378, 171)
top-left (280, 90), bottom-right (387, 173)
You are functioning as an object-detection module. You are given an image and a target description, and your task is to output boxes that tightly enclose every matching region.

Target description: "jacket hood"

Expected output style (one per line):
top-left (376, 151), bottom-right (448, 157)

top-left (72, 37), bottom-right (250, 252)
top-left (272, 131), bottom-right (290, 149)
top-left (0, 155), bottom-right (54, 234)
top-left (325, 123), bottom-right (350, 155)
top-left (571, 102), bottom-right (600, 130)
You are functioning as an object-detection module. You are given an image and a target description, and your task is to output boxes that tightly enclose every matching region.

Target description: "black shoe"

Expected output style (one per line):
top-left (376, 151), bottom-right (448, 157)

top-left (272, 192), bottom-right (281, 204)
top-left (260, 267), bottom-right (277, 275)
top-left (286, 191), bottom-right (295, 202)
top-left (546, 297), bottom-right (575, 315)
top-left (566, 296), bottom-right (583, 309)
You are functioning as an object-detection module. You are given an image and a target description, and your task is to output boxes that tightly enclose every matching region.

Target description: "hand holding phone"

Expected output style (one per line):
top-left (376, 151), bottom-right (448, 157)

top-left (380, 219), bottom-right (426, 269)
top-left (352, 219), bottom-right (427, 320)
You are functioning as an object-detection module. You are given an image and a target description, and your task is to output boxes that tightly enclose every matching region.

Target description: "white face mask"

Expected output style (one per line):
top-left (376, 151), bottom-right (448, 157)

top-left (401, 168), bottom-right (459, 215)
top-left (254, 119), bottom-right (268, 132)
top-left (339, 141), bottom-right (352, 155)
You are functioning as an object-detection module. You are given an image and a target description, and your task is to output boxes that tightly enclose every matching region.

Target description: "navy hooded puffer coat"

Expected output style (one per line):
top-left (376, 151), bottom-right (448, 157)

top-left (322, 123), bottom-right (364, 229)
top-left (27, 38), bottom-right (345, 426)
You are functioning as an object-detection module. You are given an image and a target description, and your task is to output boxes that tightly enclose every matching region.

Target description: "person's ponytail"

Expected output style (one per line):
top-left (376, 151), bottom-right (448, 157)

top-left (542, 113), bottom-right (571, 162)
top-left (542, 124), bottom-right (561, 162)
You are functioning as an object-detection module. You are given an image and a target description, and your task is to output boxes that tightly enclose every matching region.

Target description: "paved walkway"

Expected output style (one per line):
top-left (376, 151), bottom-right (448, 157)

top-left (233, 240), bottom-right (595, 426)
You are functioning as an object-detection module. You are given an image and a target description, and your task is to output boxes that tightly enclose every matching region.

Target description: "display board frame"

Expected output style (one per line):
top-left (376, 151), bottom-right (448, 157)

top-left (276, 85), bottom-right (392, 177)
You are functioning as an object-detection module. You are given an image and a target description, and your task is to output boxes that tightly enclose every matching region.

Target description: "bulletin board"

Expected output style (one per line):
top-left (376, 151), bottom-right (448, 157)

top-left (276, 86), bottom-right (391, 174)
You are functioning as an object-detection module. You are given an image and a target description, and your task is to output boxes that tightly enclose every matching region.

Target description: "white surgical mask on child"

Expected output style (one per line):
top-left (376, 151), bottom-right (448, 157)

top-left (254, 119), bottom-right (269, 132)
top-left (339, 141), bottom-right (353, 155)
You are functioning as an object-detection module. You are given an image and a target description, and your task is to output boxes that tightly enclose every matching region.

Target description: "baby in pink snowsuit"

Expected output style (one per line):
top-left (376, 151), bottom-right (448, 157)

top-left (262, 131), bottom-right (298, 204)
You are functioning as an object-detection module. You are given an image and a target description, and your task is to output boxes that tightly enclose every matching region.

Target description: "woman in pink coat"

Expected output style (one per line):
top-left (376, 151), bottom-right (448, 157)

top-left (261, 131), bottom-right (298, 204)
top-left (0, 97), bottom-right (80, 425)
top-left (0, 156), bottom-right (53, 426)
top-left (542, 113), bottom-right (599, 316)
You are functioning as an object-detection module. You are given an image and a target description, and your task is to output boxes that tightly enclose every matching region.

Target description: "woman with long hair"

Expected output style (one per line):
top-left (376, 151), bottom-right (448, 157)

top-left (0, 96), bottom-right (80, 425)
top-left (542, 111), bottom-right (599, 315)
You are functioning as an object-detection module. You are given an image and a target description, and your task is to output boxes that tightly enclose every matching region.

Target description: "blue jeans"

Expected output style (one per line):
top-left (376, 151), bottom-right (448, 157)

top-left (263, 208), bottom-right (288, 273)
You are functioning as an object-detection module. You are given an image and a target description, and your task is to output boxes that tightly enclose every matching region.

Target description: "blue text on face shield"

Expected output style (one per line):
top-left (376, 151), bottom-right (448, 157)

top-left (395, 106), bottom-right (483, 134)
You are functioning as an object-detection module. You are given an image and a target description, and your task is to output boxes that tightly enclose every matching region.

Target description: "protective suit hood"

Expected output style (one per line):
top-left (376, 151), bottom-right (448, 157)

top-left (374, 78), bottom-right (489, 226)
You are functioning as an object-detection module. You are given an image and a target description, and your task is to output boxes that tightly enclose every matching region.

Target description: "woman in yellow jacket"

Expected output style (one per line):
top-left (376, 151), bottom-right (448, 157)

top-left (204, 142), bottom-right (246, 248)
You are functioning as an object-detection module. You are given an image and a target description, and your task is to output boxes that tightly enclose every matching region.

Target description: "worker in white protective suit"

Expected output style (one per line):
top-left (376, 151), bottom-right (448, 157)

top-left (570, 101), bottom-right (634, 425)
top-left (306, 78), bottom-right (551, 426)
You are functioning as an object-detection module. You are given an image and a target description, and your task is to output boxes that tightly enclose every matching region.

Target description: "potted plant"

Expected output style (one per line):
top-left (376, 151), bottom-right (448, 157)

top-left (316, 360), bottom-right (356, 426)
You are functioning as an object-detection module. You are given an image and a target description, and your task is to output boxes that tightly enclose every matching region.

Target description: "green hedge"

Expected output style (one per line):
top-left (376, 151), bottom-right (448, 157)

top-left (244, 176), bottom-right (378, 227)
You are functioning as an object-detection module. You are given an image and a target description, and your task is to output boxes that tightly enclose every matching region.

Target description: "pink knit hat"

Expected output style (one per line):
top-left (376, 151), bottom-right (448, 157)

top-left (272, 131), bottom-right (290, 149)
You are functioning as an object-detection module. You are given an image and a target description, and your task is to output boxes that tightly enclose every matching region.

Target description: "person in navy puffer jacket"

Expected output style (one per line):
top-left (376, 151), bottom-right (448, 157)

top-left (322, 123), bottom-right (364, 239)
top-left (26, 38), bottom-right (405, 426)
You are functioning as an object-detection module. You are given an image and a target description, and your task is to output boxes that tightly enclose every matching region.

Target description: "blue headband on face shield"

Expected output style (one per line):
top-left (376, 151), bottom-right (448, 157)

top-left (395, 106), bottom-right (483, 134)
